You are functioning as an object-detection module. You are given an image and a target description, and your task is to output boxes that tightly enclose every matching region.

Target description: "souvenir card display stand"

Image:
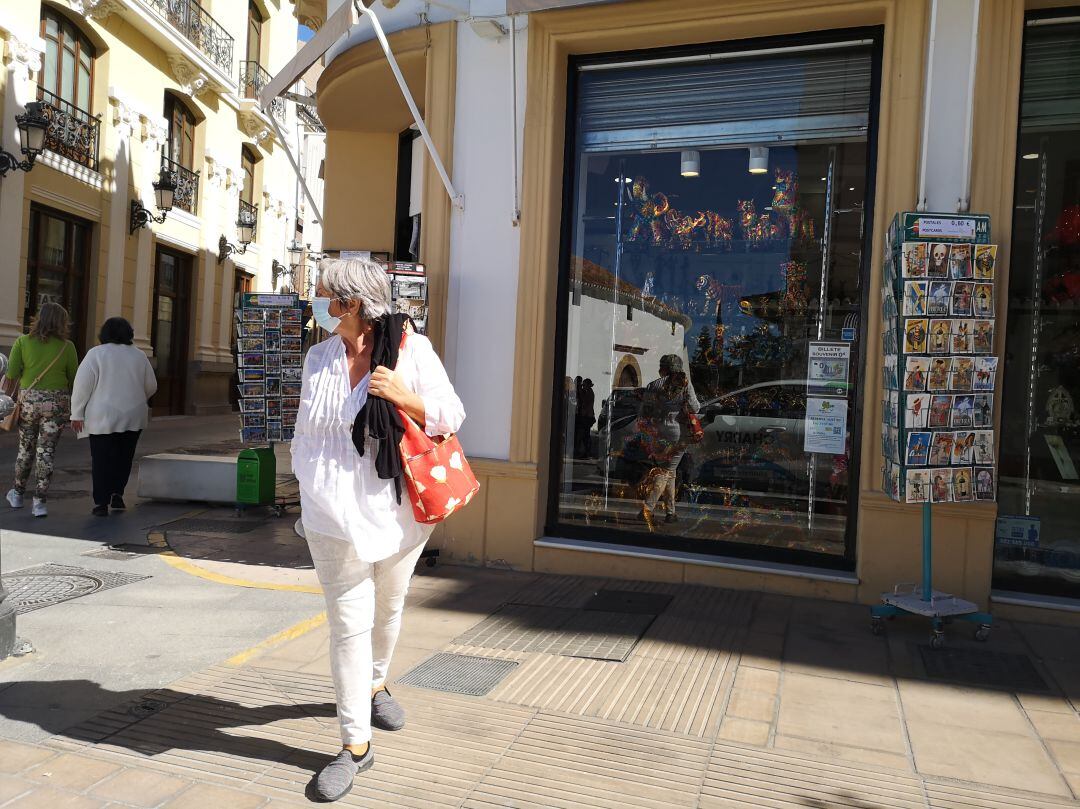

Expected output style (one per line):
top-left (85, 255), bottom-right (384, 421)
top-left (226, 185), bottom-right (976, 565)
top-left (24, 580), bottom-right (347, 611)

top-left (235, 292), bottom-right (304, 516)
top-left (385, 261), bottom-right (428, 334)
top-left (873, 213), bottom-right (998, 648)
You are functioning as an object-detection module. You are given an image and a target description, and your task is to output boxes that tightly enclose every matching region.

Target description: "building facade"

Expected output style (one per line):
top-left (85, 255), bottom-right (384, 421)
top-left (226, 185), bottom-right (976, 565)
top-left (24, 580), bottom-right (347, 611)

top-left (0, 0), bottom-right (320, 414)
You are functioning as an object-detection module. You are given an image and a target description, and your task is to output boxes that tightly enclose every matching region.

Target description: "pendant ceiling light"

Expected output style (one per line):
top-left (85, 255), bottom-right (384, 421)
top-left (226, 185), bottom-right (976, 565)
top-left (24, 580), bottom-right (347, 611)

top-left (748, 146), bottom-right (769, 174)
top-left (680, 150), bottom-right (700, 178)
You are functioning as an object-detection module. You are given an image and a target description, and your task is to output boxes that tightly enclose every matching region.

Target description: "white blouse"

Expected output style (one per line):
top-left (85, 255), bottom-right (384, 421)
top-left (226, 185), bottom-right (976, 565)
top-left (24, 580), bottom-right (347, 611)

top-left (291, 333), bottom-right (466, 562)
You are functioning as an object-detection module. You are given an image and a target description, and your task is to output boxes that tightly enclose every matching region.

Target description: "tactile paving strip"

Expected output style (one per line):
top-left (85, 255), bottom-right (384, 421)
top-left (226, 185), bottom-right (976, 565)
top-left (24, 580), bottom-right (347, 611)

top-left (1, 563), bottom-right (150, 614)
top-left (396, 653), bottom-right (519, 696)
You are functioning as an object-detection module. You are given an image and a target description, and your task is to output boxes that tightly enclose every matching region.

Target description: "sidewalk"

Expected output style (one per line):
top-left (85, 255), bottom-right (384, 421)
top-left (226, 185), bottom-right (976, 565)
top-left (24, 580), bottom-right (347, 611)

top-left (2, 551), bottom-right (1080, 807)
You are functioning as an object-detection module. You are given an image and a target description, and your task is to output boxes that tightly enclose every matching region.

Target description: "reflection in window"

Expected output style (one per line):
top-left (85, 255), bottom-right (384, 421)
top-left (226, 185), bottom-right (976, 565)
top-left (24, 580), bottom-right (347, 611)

top-left (552, 38), bottom-right (878, 565)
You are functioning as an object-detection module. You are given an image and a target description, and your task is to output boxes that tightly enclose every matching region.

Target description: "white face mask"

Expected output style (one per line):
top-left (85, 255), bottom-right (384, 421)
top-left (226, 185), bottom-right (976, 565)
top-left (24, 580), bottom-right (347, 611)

top-left (312, 297), bottom-right (349, 334)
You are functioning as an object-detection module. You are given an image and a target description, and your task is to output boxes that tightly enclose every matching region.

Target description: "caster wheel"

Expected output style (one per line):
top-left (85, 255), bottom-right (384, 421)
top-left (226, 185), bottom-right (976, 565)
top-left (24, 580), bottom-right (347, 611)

top-left (975, 626), bottom-right (991, 642)
top-left (871, 619), bottom-right (884, 636)
top-left (929, 632), bottom-right (945, 650)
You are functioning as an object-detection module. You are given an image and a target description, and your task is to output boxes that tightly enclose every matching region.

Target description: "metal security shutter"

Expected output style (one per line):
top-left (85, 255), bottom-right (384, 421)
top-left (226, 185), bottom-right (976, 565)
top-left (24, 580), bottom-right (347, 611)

top-left (576, 42), bottom-right (874, 153)
top-left (1020, 22), bottom-right (1080, 131)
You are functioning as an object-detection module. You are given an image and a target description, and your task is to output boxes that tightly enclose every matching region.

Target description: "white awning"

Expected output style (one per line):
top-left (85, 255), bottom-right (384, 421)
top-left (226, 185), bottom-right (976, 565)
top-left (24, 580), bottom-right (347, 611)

top-left (505, 0), bottom-right (622, 11)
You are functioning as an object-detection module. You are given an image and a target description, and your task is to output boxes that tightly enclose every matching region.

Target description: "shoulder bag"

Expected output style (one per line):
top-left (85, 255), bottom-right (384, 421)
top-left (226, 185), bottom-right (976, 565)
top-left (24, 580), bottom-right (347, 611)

top-left (0, 342), bottom-right (67, 432)
top-left (395, 334), bottom-right (480, 524)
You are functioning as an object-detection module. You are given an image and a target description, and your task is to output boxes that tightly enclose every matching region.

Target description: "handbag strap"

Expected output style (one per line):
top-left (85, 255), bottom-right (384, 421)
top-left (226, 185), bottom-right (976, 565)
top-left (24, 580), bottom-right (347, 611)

top-left (24, 343), bottom-right (67, 392)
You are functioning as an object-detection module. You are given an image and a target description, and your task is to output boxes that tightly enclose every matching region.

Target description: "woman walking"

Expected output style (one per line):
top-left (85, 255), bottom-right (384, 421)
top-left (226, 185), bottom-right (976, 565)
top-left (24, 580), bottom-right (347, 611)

top-left (4, 303), bottom-right (79, 517)
top-left (70, 318), bottom-right (157, 516)
top-left (291, 258), bottom-right (465, 802)
top-left (640, 354), bottom-right (699, 526)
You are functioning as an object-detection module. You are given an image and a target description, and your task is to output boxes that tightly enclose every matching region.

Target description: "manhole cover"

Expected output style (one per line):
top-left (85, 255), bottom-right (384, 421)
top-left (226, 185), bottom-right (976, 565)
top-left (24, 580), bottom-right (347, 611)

top-left (919, 646), bottom-right (1049, 692)
top-left (397, 653), bottom-right (518, 696)
top-left (584, 589), bottom-right (673, 615)
top-left (1, 564), bottom-right (150, 614)
top-left (129, 699), bottom-right (169, 719)
top-left (159, 518), bottom-right (264, 535)
top-left (452, 603), bottom-right (655, 662)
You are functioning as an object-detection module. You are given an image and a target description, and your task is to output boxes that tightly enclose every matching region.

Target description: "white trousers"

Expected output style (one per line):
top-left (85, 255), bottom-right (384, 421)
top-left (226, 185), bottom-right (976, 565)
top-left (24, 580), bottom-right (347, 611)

top-left (305, 528), bottom-right (426, 746)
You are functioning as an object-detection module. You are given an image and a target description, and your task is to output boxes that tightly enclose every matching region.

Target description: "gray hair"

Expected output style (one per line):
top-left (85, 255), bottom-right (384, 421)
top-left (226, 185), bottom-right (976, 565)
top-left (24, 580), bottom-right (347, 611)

top-left (318, 258), bottom-right (392, 320)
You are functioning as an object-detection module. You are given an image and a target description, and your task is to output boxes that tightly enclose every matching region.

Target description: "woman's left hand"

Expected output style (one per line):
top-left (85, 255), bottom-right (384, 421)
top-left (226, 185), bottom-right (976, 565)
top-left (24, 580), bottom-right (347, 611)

top-left (369, 365), bottom-right (409, 405)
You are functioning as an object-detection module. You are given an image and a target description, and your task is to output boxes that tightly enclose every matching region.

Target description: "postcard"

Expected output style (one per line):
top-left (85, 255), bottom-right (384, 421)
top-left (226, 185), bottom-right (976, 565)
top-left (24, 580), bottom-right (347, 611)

top-left (926, 357), bottom-right (952, 391)
top-left (265, 353), bottom-right (281, 372)
top-left (973, 320), bottom-right (994, 354)
top-left (266, 399), bottom-right (282, 418)
top-left (953, 467), bottom-right (973, 502)
top-left (929, 394), bottom-right (952, 428)
top-left (884, 463), bottom-right (900, 501)
top-left (239, 322), bottom-right (264, 338)
top-left (974, 244), bottom-right (997, 280)
top-left (267, 420), bottom-right (282, 443)
top-left (239, 398), bottom-right (264, 414)
top-left (264, 329), bottom-right (281, 352)
top-left (905, 319), bottom-right (928, 354)
top-left (906, 394), bottom-right (930, 428)
top-left (242, 308), bottom-right (264, 323)
top-left (282, 382), bottom-right (302, 397)
top-left (282, 367), bottom-right (302, 382)
top-left (973, 393), bottom-right (993, 427)
top-left (281, 396), bottom-right (300, 412)
top-left (265, 310), bottom-right (281, 327)
top-left (906, 468), bottom-right (931, 503)
top-left (973, 283), bottom-right (994, 317)
top-left (265, 377), bottom-right (281, 398)
top-left (282, 411), bottom-right (297, 428)
top-left (951, 282), bottom-right (974, 317)
top-left (238, 338), bottom-right (265, 353)
top-left (282, 308), bottom-right (302, 323)
top-left (973, 357), bottom-right (998, 391)
top-left (904, 282), bottom-right (928, 316)
top-left (281, 324), bottom-right (303, 338)
top-left (928, 319), bottom-right (951, 354)
top-left (949, 243), bottom-right (973, 280)
top-left (927, 243), bottom-right (951, 279)
top-left (929, 468), bottom-right (951, 503)
top-left (902, 242), bottom-right (928, 278)
top-left (240, 352), bottom-right (264, 367)
top-left (929, 432), bottom-right (954, 466)
top-left (281, 337), bottom-right (302, 354)
top-left (239, 382), bottom-right (264, 398)
top-left (240, 368), bottom-right (265, 382)
top-left (974, 430), bottom-right (994, 465)
top-left (888, 427), bottom-right (900, 462)
top-left (926, 281), bottom-right (952, 316)
top-left (950, 358), bottom-right (975, 391)
top-left (953, 431), bottom-right (975, 465)
top-left (904, 357), bottom-right (929, 391)
top-left (975, 466), bottom-right (995, 501)
top-left (242, 413), bottom-right (265, 428)
top-left (906, 431), bottom-right (931, 466)
top-left (282, 353), bottom-right (302, 367)
top-left (241, 427), bottom-right (266, 444)
top-left (951, 320), bottom-right (973, 354)
top-left (952, 392), bottom-right (975, 426)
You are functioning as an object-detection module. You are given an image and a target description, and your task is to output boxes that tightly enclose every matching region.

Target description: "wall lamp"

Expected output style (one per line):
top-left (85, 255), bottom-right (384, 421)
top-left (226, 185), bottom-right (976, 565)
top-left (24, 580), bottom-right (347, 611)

top-left (0, 102), bottom-right (49, 178)
top-left (129, 169), bottom-right (177, 234)
top-left (218, 214), bottom-right (256, 264)
top-left (271, 259), bottom-right (296, 290)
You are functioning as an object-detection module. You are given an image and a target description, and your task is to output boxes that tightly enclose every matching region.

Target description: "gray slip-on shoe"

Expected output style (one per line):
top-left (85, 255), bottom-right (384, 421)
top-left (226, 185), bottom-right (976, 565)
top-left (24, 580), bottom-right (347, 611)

top-left (371, 688), bottom-right (406, 731)
top-left (313, 747), bottom-right (374, 802)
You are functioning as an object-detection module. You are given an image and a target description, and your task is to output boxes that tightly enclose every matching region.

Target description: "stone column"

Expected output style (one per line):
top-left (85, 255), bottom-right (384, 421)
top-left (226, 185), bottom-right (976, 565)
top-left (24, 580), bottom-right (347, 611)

top-left (0, 34), bottom-right (44, 352)
top-left (102, 91), bottom-right (138, 319)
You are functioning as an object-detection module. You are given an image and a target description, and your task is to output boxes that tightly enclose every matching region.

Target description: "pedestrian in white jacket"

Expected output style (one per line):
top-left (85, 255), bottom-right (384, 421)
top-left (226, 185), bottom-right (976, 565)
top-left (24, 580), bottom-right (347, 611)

top-left (70, 318), bottom-right (157, 516)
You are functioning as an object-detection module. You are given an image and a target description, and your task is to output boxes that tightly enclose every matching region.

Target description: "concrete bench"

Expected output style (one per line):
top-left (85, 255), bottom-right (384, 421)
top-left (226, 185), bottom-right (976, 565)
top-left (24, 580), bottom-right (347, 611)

top-left (137, 453), bottom-right (237, 504)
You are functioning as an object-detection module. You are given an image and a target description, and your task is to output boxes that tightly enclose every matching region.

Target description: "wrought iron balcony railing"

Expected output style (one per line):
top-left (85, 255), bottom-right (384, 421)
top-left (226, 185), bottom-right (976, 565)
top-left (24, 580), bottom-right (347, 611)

top-left (160, 153), bottom-right (200, 215)
top-left (36, 88), bottom-right (100, 171)
top-left (240, 61), bottom-right (285, 122)
top-left (238, 198), bottom-right (258, 234)
top-left (145, 0), bottom-right (234, 75)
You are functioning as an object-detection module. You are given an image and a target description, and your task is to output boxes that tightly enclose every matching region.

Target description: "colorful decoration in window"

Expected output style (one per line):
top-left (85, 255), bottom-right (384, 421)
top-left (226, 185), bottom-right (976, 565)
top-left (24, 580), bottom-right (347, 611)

top-left (627, 177), bottom-right (734, 251)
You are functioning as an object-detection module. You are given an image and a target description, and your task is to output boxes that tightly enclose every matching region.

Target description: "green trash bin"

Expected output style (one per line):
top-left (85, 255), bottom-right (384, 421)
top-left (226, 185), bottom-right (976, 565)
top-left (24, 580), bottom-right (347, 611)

top-left (237, 447), bottom-right (276, 506)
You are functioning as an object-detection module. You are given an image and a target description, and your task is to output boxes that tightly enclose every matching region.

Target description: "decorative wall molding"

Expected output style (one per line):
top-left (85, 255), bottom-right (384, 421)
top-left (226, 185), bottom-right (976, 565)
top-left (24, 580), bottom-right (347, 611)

top-left (167, 54), bottom-right (216, 99)
top-left (239, 110), bottom-right (272, 143)
top-left (3, 34), bottom-right (45, 84)
top-left (74, 0), bottom-right (124, 21)
top-left (204, 151), bottom-right (228, 188)
top-left (109, 92), bottom-right (141, 141)
top-left (140, 113), bottom-right (168, 151)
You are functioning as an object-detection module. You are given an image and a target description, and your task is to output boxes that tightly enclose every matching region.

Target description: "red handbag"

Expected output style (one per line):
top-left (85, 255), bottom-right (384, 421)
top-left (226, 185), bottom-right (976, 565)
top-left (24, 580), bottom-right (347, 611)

top-left (395, 333), bottom-right (479, 524)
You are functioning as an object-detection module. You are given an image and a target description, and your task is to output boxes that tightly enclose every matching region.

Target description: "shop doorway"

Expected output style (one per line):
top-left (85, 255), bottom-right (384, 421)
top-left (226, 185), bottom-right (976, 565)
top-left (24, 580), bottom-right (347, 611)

top-left (151, 246), bottom-right (193, 416)
top-left (24, 204), bottom-right (92, 354)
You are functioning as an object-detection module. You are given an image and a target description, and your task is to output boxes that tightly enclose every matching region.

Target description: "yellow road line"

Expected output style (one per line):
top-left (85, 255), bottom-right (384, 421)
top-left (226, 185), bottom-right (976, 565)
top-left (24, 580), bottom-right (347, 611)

top-left (225, 611), bottom-right (328, 667)
top-left (158, 550), bottom-right (323, 594)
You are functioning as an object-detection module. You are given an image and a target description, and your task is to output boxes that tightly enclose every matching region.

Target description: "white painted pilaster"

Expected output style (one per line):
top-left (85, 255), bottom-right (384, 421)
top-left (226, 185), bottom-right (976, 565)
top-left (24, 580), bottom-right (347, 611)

top-left (102, 91), bottom-right (138, 318)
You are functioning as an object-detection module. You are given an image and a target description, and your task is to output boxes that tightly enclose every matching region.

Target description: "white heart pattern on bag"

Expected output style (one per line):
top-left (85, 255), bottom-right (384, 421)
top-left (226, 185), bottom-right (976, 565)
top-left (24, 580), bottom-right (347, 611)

top-left (450, 452), bottom-right (463, 471)
top-left (430, 466), bottom-right (448, 483)
top-left (445, 497), bottom-right (461, 510)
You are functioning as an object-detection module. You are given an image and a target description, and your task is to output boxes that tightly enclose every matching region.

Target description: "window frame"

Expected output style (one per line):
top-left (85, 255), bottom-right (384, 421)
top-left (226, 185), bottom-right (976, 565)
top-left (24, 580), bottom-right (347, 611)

top-left (247, 1), bottom-right (264, 66)
top-left (38, 6), bottom-right (95, 112)
top-left (165, 93), bottom-right (196, 170)
top-left (240, 145), bottom-right (258, 205)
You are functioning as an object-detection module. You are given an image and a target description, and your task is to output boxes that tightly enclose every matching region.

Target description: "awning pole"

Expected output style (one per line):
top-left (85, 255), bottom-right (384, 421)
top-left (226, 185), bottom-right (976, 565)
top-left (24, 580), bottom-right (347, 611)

top-left (354, 0), bottom-right (464, 210)
top-left (269, 114), bottom-right (324, 225)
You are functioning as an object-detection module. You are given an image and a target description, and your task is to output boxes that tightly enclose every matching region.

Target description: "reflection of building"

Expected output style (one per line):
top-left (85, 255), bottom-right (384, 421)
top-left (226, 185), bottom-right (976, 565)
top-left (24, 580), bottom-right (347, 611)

top-left (0, 0), bottom-right (311, 414)
top-left (261, 0), bottom-right (1080, 625)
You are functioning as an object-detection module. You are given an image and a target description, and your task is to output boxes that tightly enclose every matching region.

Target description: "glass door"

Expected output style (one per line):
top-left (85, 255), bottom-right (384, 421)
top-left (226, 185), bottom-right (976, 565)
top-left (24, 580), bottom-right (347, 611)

top-left (151, 247), bottom-right (192, 416)
top-left (25, 205), bottom-right (91, 354)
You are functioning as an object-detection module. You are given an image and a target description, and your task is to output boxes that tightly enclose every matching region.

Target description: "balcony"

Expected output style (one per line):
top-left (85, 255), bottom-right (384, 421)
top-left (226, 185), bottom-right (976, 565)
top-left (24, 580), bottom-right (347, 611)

top-left (143, 0), bottom-right (234, 76)
top-left (160, 154), bottom-right (200, 215)
top-left (240, 61), bottom-right (285, 122)
top-left (238, 198), bottom-right (258, 236)
top-left (37, 88), bottom-right (101, 172)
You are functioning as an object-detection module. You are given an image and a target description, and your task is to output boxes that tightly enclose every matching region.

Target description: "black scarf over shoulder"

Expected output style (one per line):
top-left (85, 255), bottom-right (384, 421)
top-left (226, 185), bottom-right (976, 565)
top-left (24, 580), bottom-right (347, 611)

top-left (352, 313), bottom-right (412, 503)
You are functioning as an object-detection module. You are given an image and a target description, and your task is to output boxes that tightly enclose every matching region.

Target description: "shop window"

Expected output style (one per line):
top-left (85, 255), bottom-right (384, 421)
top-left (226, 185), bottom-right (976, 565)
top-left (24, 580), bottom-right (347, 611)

top-left (24, 205), bottom-right (92, 355)
top-left (551, 32), bottom-right (881, 566)
top-left (995, 17), bottom-right (1080, 599)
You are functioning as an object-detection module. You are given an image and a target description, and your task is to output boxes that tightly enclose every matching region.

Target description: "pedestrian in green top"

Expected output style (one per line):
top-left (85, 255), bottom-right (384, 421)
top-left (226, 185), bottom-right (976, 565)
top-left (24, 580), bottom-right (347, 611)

top-left (3, 302), bottom-right (79, 517)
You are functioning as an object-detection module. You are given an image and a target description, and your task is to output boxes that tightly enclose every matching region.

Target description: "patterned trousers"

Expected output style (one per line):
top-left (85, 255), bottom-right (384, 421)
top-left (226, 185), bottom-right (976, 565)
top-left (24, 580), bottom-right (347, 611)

top-left (13, 390), bottom-right (70, 500)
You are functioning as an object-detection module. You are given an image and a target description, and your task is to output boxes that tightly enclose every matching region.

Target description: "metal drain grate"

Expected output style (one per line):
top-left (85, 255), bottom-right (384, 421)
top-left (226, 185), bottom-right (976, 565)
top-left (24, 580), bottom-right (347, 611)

top-left (1, 564), bottom-right (150, 614)
top-left (82, 545), bottom-right (161, 561)
top-left (452, 603), bottom-right (655, 662)
top-left (919, 646), bottom-right (1049, 692)
top-left (584, 589), bottom-right (673, 615)
top-left (159, 518), bottom-right (265, 535)
top-left (397, 653), bottom-right (519, 696)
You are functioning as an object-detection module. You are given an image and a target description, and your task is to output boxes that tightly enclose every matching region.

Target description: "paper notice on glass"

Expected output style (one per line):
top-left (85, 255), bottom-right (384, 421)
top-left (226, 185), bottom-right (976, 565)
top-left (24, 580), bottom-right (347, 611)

top-left (807, 342), bottom-right (851, 397)
top-left (1045, 434), bottom-right (1078, 480)
top-left (804, 397), bottom-right (848, 455)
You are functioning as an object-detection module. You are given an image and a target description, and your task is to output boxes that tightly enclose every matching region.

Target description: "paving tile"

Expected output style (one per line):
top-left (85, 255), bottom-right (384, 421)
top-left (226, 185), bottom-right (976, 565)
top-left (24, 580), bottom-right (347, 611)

top-left (89, 769), bottom-right (190, 807)
top-left (732, 666), bottom-right (780, 695)
top-left (717, 716), bottom-right (770, 746)
top-left (1048, 739), bottom-right (1080, 774)
top-left (776, 672), bottom-right (908, 753)
top-left (773, 734), bottom-right (913, 772)
top-left (906, 720), bottom-right (1071, 796)
top-left (1066, 771), bottom-right (1080, 798)
top-left (1026, 709), bottom-right (1080, 742)
top-left (162, 783), bottom-right (268, 808)
top-left (0, 741), bottom-right (56, 774)
top-left (725, 688), bottom-right (776, 723)
top-left (1018, 693), bottom-right (1076, 714)
top-left (23, 753), bottom-right (122, 792)
top-left (5, 786), bottom-right (106, 809)
top-left (898, 679), bottom-right (1032, 735)
top-left (0, 775), bottom-right (33, 805)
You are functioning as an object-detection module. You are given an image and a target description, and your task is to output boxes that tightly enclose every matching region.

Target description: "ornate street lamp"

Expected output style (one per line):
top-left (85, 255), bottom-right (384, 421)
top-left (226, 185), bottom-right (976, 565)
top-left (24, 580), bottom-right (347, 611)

top-left (130, 169), bottom-right (177, 234)
top-left (0, 102), bottom-right (49, 178)
top-left (218, 209), bottom-right (257, 264)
